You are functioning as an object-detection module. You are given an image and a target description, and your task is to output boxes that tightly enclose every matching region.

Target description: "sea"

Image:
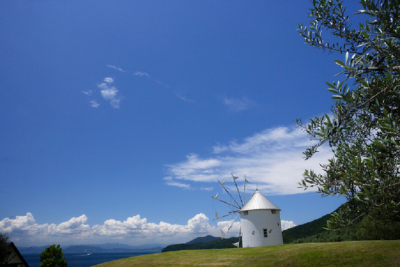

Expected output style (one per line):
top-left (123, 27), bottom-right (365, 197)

top-left (22, 252), bottom-right (155, 267)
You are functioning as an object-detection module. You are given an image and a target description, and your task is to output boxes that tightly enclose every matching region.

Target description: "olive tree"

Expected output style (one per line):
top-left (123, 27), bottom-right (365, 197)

top-left (39, 244), bottom-right (67, 267)
top-left (296, 0), bottom-right (400, 229)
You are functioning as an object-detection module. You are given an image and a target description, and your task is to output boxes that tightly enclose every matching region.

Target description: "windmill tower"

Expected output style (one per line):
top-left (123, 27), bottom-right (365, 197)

top-left (212, 174), bottom-right (283, 248)
top-left (239, 189), bottom-right (283, 247)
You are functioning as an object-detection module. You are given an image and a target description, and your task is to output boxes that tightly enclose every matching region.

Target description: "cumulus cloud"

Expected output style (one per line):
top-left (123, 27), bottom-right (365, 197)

top-left (166, 126), bottom-right (332, 195)
top-left (97, 77), bottom-right (121, 108)
top-left (281, 220), bottom-right (297, 231)
top-left (134, 71), bottom-right (150, 77)
top-left (107, 65), bottom-right (126, 72)
top-left (1, 213), bottom-right (296, 247)
top-left (223, 97), bottom-right (255, 111)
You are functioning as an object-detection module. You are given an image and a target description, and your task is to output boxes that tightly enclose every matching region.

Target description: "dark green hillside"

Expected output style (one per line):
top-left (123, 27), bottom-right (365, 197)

top-left (162, 237), bottom-right (240, 252)
top-left (282, 212), bottom-right (333, 243)
top-left (185, 235), bottom-right (219, 244)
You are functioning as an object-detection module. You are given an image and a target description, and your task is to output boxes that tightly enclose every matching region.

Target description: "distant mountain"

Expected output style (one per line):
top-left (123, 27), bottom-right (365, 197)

top-left (84, 242), bottom-right (167, 250)
top-left (64, 245), bottom-right (163, 253)
top-left (162, 236), bottom-right (240, 252)
top-left (19, 245), bottom-right (51, 254)
top-left (186, 235), bottom-right (220, 244)
top-left (19, 243), bottom-right (164, 254)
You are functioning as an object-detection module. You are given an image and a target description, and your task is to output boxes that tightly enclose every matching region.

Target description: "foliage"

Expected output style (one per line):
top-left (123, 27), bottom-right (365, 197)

top-left (291, 215), bottom-right (400, 243)
top-left (39, 244), bottom-right (67, 267)
top-left (0, 232), bottom-right (10, 264)
top-left (296, 0), bottom-right (400, 229)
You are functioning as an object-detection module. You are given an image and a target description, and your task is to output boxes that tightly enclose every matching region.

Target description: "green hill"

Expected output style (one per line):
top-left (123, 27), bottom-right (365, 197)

top-left (162, 237), bottom-right (239, 252)
top-left (282, 211), bottom-right (334, 243)
top-left (185, 235), bottom-right (220, 244)
top-left (94, 240), bottom-right (400, 267)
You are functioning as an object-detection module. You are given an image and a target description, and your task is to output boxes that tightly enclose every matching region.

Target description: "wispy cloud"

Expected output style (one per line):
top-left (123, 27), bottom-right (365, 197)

top-left (164, 176), bottom-right (191, 189)
top-left (174, 93), bottom-right (195, 103)
top-left (97, 77), bottom-right (121, 108)
top-left (90, 100), bottom-right (99, 108)
top-left (134, 71), bottom-right (150, 77)
top-left (1, 213), bottom-right (296, 247)
top-left (223, 97), bottom-right (255, 111)
top-left (107, 65), bottom-right (126, 72)
top-left (166, 126), bottom-right (332, 195)
top-left (200, 187), bottom-right (214, 191)
top-left (82, 90), bottom-right (92, 96)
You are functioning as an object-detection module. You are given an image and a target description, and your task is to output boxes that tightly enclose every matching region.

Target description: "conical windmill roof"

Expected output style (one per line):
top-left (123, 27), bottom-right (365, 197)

top-left (240, 189), bottom-right (281, 211)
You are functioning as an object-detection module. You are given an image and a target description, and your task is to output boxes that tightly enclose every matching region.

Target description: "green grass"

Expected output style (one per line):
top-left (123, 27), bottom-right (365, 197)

top-left (94, 240), bottom-right (400, 267)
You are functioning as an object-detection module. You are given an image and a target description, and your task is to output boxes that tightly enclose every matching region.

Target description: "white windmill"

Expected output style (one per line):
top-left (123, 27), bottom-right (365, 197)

top-left (212, 174), bottom-right (283, 248)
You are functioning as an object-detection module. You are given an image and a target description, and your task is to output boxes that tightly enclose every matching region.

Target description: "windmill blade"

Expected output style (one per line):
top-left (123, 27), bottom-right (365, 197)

top-left (245, 178), bottom-right (251, 184)
top-left (232, 241), bottom-right (239, 248)
top-left (212, 192), bottom-right (219, 200)
top-left (232, 174), bottom-right (244, 206)
top-left (220, 214), bottom-right (239, 240)
top-left (220, 180), bottom-right (226, 187)
top-left (218, 180), bottom-right (241, 208)
top-left (231, 173), bottom-right (239, 181)
top-left (213, 211), bottom-right (238, 221)
top-left (227, 214), bottom-right (240, 232)
top-left (213, 198), bottom-right (241, 209)
top-left (220, 229), bottom-right (226, 238)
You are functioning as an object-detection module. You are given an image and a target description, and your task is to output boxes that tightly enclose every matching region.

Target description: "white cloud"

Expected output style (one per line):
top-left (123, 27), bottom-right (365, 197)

top-left (166, 126), bottom-right (332, 195)
top-left (1, 213), bottom-right (297, 247)
top-left (97, 77), bottom-right (121, 108)
top-left (104, 77), bottom-right (114, 83)
top-left (165, 180), bottom-right (191, 189)
top-left (134, 71), bottom-right (150, 77)
top-left (223, 97), bottom-right (255, 111)
top-left (174, 93), bottom-right (195, 103)
top-left (107, 65), bottom-right (126, 72)
top-left (200, 187), bottom-right (214, 191)
top-left (281, 220), bottom-right (297, 231)
top-left (82, 90), bottom-right (92, 96)
top-left (90, 100), bottom-right (99, 108)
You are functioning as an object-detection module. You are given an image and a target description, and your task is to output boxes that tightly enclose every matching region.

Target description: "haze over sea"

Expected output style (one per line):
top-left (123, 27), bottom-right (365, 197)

top-left (22, 252), bottom-right (154, 267)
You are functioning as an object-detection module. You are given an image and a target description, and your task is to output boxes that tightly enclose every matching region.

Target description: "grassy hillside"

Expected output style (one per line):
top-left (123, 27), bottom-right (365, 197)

top-left (94, 240), bottom-right (400, 267)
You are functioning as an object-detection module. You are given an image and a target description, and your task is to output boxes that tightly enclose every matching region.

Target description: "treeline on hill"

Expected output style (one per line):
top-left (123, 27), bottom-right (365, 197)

top-left (283, 203), bottom-right (400, 244)
top-left (162, 236), bottom-right (241, 252)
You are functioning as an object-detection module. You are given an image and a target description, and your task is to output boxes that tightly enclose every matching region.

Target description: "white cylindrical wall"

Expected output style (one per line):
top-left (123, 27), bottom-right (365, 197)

top-left (240, 210), bottom-right (283, 247)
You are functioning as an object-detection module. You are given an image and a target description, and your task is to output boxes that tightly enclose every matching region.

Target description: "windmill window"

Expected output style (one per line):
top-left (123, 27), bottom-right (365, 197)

top-left (271, 210), bottom-right (277, 214)
top-left (263, 228), bottom-right (268, 237)
top-left (243, 211), bottom-right (248, 215)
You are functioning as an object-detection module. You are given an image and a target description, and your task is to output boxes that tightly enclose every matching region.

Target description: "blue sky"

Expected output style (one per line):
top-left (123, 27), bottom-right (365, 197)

top-left (0, 0), bottom-right (362, 247)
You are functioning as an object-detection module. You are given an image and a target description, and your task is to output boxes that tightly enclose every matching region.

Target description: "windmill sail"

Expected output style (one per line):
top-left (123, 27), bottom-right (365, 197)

top-left (220, 181), bottom-right (226, 187)
top-left (232, 174), bottom-right (244, 206)
top-left (213, 192), bottom-right (218, 200)
top-left (233, 241), bottom-right (239, 248)
top-left (215, 211), bottom-right (220, 220)
top-left (231, 173), bottom-right (239, 181)
top-left (220, 229), bottom-right (226, 238)
top-left (218, 180), bottom-right (241, 208)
